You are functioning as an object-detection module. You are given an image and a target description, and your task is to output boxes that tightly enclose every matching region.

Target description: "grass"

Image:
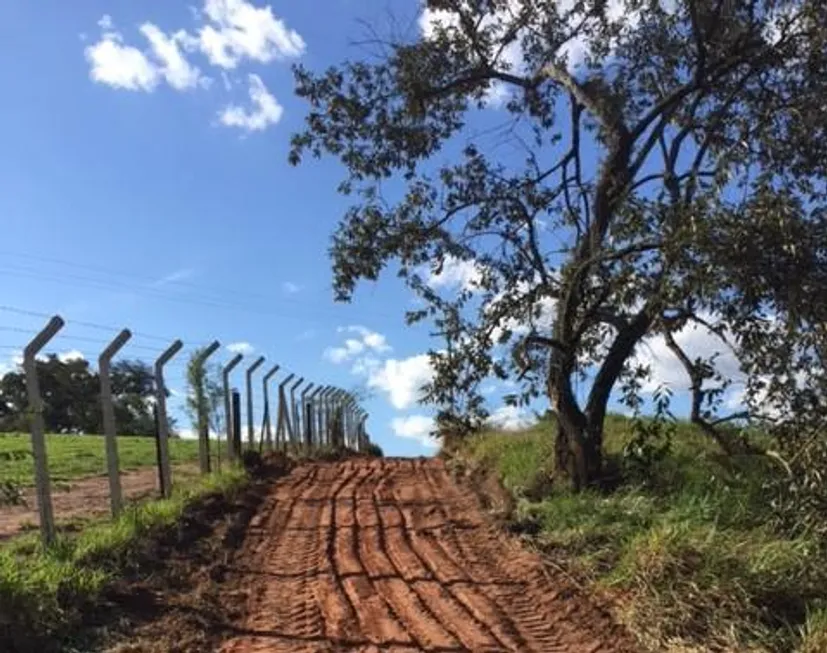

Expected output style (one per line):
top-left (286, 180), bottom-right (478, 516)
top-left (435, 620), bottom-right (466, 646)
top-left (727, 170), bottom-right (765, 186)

top-left (0, 433), bottom-right (200, 485)
top-left (0, 466), bottom-right (248, 650)
top-left (453, 414), bottom-right (827, 652)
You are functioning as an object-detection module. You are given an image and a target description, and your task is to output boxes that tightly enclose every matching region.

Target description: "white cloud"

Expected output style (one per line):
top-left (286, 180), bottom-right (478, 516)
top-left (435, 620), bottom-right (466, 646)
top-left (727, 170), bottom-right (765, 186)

top-left (218, 73), bottom-right (283, 132)
top-left (282, 281), bottom-right (301, 294)
top-left (486, 279), bottom-right (557, 344)
top-left (328, 328), bottom-right (432, 410)
top-left (139, 24), bottom-right (206, 90)
top-left (325, 338), bottom-right (366, 364)
top-left (84, 2), bottom-right (304, 132)
top-left (227, 341), bottom-right (254, 355)
top-left (153, 267), bottom-right (196, 287)
top-left (85, 16), bottom-right (206, 92)
top-left (58, 350), bottom-right (86, 363)
top-left (488, 404), bottom-right (536, 431)
top-left (85, 23), bottom-right (160, 91)
top-left (426, 255), bottom-right (485, 291)
top-left (631, 316), bottom-right (742, 394)
top-left (366, 354), bottom-right (433, 410)
top-left (351, 356), bottom-right (381, 376)
top-left (198, 0), bottom-right (305, 69)
top-left (390, 414), bottom-right (439, 448)
top-left (325, 326), bottom-right (391, 364)
top-left (353, 327), bottom-right (391, 354)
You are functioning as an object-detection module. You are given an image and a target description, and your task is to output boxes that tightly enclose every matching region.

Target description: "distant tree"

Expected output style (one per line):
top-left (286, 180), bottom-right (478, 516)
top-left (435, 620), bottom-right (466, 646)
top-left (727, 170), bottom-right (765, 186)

top-left (291, 0), bottom-right (827, 489)
top-left (111, 360), bottom-right (157, 436)
top-left (0, 356), bottom-right (160, 436)
top-left (2, 355), bottom-right (101, 434)
top-left (184, 348), bottom-right (224, 440)
top-left (0, 369), bottom-right (27, 432)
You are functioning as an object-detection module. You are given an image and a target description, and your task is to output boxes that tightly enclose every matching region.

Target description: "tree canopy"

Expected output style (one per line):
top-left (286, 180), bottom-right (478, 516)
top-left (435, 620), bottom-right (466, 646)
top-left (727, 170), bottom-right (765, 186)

top-left (0, 356), bottom-right (164, 436)
top-left (290, 0), bottom-right (827, 489)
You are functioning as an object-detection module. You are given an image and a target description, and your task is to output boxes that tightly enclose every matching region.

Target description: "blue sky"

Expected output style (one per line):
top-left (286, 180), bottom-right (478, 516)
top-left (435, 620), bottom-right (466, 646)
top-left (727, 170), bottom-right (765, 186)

top-left (0, 0), bottom-right (742, 455)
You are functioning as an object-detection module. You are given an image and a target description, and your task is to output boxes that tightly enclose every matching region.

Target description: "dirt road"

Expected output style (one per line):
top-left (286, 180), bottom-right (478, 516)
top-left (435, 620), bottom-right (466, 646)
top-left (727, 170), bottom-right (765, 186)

top-left (220, 457), bottom-right (631, 653)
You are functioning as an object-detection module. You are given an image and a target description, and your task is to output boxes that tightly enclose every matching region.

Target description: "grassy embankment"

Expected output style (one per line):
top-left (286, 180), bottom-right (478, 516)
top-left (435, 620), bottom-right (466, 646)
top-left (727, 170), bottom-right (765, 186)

top-left (451, 414), bottom-right (827, 652)
top-left (0, 465), bottom-right (248, 651)
top-left (0, 433), bottom-right (200, 485)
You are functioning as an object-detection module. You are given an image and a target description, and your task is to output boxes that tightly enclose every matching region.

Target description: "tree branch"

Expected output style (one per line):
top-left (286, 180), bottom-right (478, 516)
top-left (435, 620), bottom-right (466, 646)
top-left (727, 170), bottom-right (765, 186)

top-left (664, 330), bottom-right (758, 456)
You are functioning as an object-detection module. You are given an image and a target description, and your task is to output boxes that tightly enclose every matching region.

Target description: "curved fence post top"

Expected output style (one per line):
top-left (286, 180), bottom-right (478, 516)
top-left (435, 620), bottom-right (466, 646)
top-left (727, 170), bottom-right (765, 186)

top-left (246, 355), bottom-right (265, 375)
top-left (100, 329), bottom-right (131, 365)
top-left (223, 353), bottom-right (243, 374)
top-left (155, 340), bottom-right (184, 370)
top-left (263, 364), bottom-right (280, 383)
top-left (24, 315), bottom-right (64, 359)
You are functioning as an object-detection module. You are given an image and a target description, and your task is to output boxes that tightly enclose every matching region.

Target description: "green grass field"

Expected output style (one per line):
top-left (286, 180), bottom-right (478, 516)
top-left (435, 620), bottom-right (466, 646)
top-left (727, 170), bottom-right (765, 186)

top-left (0, 434), bottom-right (200, 485)
top-left (453, 414), bottom-right (827, 653)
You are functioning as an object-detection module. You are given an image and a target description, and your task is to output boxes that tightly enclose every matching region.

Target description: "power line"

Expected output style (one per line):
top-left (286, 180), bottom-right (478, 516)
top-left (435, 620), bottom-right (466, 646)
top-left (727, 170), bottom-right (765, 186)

top-left (0, 250), bottom-right (400, 321)
top-left (0, 305), bottom-right (176, 343)
top-left (0, 249), bottom-right (282, 305)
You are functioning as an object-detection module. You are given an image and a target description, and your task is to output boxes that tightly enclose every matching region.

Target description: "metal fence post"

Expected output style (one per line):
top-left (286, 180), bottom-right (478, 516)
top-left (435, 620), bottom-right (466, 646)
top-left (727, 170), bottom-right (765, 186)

top-left (222, 354), bottom-right (243, 464)
top-left (262, 364), bottom-right (280, 451)
top-left (289, 377), bottom-right (304, 449)
top-left (329, 389), bottom-right (342, 448)
top-left (321, 387), bottom-right (335, 446)
top-left (300, 383), bottom-right (315, 450)
top-left (308, 386), bottom-right (323, 447)
top-left (245, 356), bottom-right (265, 449)
top-left (276, 373), bottom-right (295, 448)
top-left (155, 340), bottom-right (183, 498)
top-left (344, 394), bottom-right (355, 449)
top-left (231, 389), bottom-right (242, 458)
top-left (99, 328), bottom-right (131, 517)
top-left (24, 315), bottom-right (64, 547)
top-left (322, 387), bottom-right (334, 446)
top-left (193, 341), bottom-right (220, 474)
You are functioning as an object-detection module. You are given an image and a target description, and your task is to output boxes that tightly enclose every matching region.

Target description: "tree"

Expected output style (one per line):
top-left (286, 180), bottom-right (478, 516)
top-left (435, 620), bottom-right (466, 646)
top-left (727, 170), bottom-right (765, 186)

top-left (110, 360), bottom-right (157, 436)
top-left (184, 348), bottom-right (224, 441)
top-left (291, 0), bottom-right (827, 489)
top-left (0, 357), bottom-right (160, 436)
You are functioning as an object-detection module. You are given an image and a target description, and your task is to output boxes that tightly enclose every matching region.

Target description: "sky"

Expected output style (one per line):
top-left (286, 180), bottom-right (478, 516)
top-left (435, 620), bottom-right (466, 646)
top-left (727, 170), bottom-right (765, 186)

top-left (0, 0), bottom-right (745, 456)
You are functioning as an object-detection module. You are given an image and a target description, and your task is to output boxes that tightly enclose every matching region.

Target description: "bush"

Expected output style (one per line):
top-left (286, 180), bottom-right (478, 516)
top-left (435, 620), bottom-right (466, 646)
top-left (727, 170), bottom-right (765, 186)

top-left (364, 442), bottom-right (384, 457)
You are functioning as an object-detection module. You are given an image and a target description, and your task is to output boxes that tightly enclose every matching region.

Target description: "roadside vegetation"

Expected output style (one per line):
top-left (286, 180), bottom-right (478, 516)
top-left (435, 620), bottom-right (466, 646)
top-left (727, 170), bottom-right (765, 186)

top-left (0, 433), bottom-right (199, 486)
top-left (0, 466), bottom-right (248, 652)
top-left (449, 414), bottom-right (827, 652)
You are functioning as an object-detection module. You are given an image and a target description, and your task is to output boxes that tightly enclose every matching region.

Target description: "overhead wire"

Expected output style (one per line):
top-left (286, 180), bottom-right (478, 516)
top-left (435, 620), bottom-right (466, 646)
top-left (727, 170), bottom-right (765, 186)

top-left (0, 250), bottom-right (400, 321)
top-left (0, 305), bottom-right (178, 343)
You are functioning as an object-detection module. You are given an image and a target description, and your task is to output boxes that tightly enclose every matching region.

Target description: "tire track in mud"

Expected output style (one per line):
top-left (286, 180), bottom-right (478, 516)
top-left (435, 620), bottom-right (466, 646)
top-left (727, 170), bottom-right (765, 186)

top-left (387, 461), bottom-right (523, 652)
top-left (219, 458), bottom-right (634, 653)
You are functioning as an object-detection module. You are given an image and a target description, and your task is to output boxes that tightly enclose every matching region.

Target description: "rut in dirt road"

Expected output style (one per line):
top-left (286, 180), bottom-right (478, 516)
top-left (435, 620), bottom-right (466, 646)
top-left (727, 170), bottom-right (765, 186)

top-left (220, 458), bottom-right (632, 653)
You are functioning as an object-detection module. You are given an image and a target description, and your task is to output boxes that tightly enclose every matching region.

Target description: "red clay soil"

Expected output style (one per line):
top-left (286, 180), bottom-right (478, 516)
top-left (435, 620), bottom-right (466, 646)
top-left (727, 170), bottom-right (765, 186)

top-left (218, 457), bottom-right (633, 653)
top-left (0, 465), bottom-right (199, 540)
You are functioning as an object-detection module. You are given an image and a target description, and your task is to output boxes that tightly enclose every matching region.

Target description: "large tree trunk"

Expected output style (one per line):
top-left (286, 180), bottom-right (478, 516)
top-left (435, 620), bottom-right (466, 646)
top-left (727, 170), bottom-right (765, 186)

top-left (550, 307), bottom-right (654, 491)
top-left (551, 376), bottom-right (605, 491)
top-left (555, 414), bottom-right (604, 491)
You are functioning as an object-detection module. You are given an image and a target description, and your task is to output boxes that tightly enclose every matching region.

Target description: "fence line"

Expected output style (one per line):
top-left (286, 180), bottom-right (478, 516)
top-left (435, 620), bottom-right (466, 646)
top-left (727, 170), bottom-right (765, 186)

top-left (15, 314), bottom-right (374, 547)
